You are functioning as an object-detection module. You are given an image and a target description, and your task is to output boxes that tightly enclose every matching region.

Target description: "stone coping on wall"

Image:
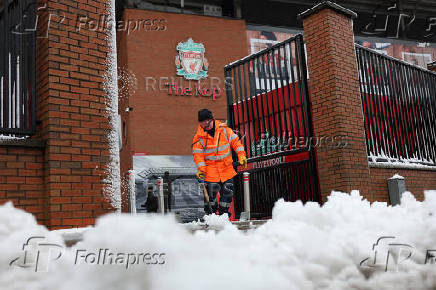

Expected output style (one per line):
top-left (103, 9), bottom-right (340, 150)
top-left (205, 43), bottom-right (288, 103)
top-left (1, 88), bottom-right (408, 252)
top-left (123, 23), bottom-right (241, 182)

top-left (369, 162), bottom-right (436, 172)
top-left (297, 1), bottom-right (357, 20)
top-left (0, 138), bottom-right (45, 148)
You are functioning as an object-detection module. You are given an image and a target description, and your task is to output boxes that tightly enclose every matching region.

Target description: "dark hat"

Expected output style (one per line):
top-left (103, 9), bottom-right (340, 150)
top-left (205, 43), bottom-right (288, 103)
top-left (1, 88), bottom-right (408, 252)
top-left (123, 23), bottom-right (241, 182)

top-left (198, 109), bottom-right (213, 122)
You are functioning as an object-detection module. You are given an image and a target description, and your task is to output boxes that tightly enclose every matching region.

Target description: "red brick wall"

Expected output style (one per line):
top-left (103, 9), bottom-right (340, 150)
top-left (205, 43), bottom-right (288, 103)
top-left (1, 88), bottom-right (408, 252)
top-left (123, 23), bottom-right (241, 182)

top-left (1, 0), bottom-right (117, 229)
top-left (369, 167), bottom-right (436, 202)
top-left (300, 3), bottom-right (436, 203)
top-left (1, 0), bottom-right (124, 227)
top-left (34, 0), bottom-right (115, 228)
top-left (301, 5), bottom-right (371, 202)
top-left (118, 9), bottom-right (247, 157)
top-left (0, 143), bottom-right (46, 223)
top-left (117, 9), bottom-right (247, 209)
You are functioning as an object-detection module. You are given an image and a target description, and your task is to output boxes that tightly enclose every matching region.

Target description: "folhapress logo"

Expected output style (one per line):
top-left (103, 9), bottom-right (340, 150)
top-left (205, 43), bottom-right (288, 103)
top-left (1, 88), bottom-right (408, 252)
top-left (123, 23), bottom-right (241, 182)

top-left (9, 236), bottom-right (166, 272)
top-left (9, 236), bottom-right (64, 272)
top-left (360, 236), bottom-right (414, 272)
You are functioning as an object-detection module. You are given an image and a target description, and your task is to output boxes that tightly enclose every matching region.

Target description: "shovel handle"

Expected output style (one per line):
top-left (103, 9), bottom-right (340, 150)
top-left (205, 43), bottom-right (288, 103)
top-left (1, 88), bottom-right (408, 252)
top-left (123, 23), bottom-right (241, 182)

top-left (201, 183), bottom-right (213, 214)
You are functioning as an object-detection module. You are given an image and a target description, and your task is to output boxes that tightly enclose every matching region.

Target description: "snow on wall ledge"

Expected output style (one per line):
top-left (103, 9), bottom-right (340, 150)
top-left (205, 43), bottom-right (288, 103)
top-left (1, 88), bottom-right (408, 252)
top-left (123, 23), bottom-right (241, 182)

top-left (369, 152), bottom-right (436, 171)
top-left (1, 190), bottom-right (436, 290)
top-left (101, 0), bottom-right (121, 211)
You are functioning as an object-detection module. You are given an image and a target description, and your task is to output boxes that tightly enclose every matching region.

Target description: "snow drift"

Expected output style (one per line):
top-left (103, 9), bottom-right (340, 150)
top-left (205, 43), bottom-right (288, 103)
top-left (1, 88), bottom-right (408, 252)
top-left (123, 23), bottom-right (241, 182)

top-left (1, 190), bottom-right (436, 290)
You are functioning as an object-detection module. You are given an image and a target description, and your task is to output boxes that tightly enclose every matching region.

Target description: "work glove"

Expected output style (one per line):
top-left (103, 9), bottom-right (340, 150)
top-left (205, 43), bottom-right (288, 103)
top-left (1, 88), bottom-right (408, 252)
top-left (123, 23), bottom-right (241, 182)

top-left (196, 170), bottom-right (205, 180)
top-left (239, 155), bottom-right (248, 169)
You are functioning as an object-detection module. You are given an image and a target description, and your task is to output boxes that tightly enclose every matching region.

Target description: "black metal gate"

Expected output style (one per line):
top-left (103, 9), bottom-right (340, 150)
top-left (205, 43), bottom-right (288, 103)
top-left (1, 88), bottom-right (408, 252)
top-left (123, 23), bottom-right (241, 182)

top-left (224, 34), bottom-right (320, 219)
top-left (0, 0), bottom-right (36, 136)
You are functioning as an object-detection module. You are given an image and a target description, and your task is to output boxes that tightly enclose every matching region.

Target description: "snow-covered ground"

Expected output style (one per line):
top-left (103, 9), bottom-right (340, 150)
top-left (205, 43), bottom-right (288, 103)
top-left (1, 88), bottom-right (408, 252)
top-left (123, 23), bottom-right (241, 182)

top-left (1, 190), bottom-right (436, 290)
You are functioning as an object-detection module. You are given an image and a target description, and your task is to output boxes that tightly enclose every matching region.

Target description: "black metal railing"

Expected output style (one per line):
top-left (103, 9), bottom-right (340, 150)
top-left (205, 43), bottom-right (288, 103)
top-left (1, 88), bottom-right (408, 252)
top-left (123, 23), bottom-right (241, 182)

top-left (355, 44), bottom-right (436, 166)
top-left (0, 0), bottom-right (36, 136)
top-left (225, 35), bottom-right (314, 160)
top-left (225, 34), bottom-right (320, 219)
top-left (233, 159), bottom-right (318, 219)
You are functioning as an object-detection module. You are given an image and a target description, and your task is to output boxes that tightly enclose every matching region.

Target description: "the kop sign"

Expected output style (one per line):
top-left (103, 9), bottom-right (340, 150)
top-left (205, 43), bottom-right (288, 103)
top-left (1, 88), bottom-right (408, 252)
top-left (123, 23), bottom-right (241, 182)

top-left (168, 38), bottom-right (222, 100)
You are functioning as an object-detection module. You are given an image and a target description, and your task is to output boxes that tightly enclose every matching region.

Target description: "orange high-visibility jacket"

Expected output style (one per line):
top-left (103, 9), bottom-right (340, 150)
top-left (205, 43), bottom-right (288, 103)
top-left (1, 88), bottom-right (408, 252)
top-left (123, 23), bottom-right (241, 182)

top-left (192, 120), bottom-right (246, 182)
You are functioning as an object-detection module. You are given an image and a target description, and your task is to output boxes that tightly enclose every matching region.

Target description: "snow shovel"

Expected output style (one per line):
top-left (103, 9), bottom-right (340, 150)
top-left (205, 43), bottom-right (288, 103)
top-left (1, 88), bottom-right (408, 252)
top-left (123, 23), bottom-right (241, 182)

top-left (199, 180), bottom-right (213, 215)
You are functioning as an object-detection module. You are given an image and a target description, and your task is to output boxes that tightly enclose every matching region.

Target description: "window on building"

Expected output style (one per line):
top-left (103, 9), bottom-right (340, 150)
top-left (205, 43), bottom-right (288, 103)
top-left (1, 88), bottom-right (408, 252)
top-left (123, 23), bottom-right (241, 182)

top-left (125, 0), bottom-right (240, 18)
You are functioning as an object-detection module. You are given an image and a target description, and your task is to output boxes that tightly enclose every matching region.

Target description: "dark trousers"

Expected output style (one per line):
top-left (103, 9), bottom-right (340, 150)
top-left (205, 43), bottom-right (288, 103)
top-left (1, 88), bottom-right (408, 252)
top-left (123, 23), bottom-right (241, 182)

top-left (164, 191), bottom-right (172, 213)
top-left (204, 179), bottom-right (234, 215)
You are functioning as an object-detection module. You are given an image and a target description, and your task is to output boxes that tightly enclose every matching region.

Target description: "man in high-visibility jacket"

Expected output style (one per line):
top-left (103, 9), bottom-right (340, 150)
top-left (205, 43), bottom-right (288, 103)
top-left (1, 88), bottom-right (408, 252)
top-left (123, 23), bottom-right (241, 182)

top-left (192, 109), bottom-right (247, 216)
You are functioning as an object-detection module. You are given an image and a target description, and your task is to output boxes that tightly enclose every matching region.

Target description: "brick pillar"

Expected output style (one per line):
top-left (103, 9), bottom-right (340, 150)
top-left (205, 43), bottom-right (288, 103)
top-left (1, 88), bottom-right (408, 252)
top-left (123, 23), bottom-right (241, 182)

top-left (35, 0), bottom-right (117, 228)
top-left (299, 2), bottom-right (371, 201)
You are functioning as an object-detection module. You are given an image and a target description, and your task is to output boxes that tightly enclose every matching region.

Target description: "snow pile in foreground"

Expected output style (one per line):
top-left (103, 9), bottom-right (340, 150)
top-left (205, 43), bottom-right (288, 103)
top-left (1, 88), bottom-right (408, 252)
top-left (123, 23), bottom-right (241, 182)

top-left (1, 190), bottom-right (436, 290)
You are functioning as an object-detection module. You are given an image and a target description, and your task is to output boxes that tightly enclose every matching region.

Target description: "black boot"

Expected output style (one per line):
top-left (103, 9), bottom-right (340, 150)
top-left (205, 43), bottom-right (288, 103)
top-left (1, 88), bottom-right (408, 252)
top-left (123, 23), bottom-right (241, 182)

top-left (204, 205), bottom-right (212, 215)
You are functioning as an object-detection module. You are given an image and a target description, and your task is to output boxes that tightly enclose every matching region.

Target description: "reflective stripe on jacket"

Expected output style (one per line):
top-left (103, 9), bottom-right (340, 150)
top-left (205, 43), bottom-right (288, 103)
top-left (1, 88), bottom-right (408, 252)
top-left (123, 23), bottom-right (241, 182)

top-left (192, 120), bottom-right (246, 182)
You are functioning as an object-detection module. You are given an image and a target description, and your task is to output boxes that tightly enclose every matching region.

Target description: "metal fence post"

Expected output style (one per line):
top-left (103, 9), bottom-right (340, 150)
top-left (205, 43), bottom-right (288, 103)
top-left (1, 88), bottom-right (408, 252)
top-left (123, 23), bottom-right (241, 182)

top-left (157, 177), bottom-right (165, 214)
top-left (387, 174), bottom-right (406, 206)
top-left (127, 170), bottom-right (136, 214)
top-left (243, 172), bottom-right (250, 220)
